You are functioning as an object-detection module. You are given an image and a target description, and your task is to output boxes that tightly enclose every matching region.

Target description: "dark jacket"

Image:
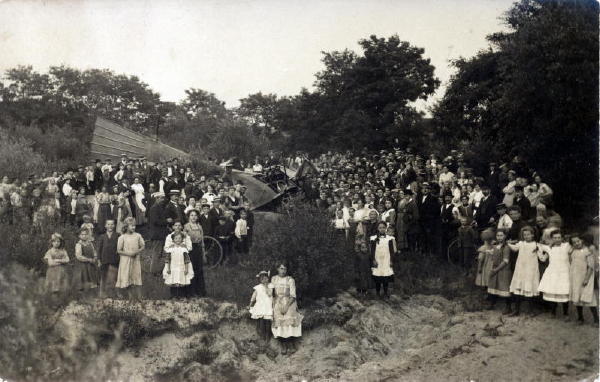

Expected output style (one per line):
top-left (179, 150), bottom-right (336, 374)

top-left (97, 232), bottom-right (120, 265)
top-left (418, 194), bottom-right (440, 223)
top-left (199, 213), bottom-right (213, 237)
top-left (474, 195), bottom-right (497, 229)
top-left (147, 201), bottom-right (168, 240)
top-left (164, 201), bottom-right (183, 225)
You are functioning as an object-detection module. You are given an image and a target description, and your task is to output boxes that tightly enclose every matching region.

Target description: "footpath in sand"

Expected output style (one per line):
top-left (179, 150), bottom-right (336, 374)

top-left (59, 292), bottom-right (599, 382)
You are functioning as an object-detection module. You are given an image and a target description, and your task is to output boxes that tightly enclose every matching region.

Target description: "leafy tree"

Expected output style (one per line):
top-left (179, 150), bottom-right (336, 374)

top-left (433, 0), bottom-right (599, 220)
top-left (279, 35), bottom-right (439, 153)
top-left (237, 92), bottom-right (280, 136)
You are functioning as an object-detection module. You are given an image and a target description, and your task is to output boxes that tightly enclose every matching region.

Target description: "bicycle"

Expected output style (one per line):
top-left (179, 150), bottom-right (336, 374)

top-left (202, 235), bottom-right (223, 269)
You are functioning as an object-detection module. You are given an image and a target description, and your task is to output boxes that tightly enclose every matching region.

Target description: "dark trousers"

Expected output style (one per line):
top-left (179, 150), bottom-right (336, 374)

top-left (218, 239), bottom-right (232, 264)
top-left (255, 318), bottom-right (272, 341)
top-left (420, 221), bottom-right (439, 256)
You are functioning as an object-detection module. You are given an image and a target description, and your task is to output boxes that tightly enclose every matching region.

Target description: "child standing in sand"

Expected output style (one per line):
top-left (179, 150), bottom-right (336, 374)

top-left (43, 233), bottom-right (70, 293)
top-left (538, 230), bottom-right (571, 319)
top-left (475, 229), bottom-right (495, 288)
top-left (248, 270), bottom-right (274, 343)
top-left (487, 230), bottom-right (513, 314)
top-left (116, 217), bottom-right (145, 300)
top-left (568, 234), bottom-right (599, 324)
top-left (163, 232), bottom-right (194, 299)
top-left (508, 226), bottom-right (547, 316)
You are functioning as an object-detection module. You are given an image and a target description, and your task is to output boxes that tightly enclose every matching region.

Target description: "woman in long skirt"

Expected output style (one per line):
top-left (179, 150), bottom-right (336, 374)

top-left (271, 263), bottom-right (303, 355)
top-left (184, 210), bottom-right (207, 297)
top-left (130, 177), bottom-right (147, 226)
top-left (96, 186), bottom-right (112, 234)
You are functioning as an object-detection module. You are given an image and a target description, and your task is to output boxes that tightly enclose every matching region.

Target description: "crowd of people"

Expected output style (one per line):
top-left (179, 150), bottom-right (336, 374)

top-left (0, 153), bottom-right (304, 352)
top-left (297, 149), bottom-right (598, 324)
top-left (3, 147), bottom-right (598, 354)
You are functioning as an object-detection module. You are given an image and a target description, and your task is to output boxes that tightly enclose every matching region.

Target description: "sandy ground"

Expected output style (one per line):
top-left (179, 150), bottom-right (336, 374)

top-left (59, 292), bottom-right (599, 382)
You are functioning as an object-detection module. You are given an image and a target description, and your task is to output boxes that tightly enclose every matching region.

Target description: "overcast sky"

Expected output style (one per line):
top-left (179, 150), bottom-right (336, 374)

top-left (0, 0), bottom-right (513, 110)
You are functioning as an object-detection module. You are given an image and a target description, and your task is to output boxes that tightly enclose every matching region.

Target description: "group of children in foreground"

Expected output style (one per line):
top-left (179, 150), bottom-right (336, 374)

top-left (475, 226), bottom-right (599, 324)
top-left (43, 216), bottom-right (204, 300)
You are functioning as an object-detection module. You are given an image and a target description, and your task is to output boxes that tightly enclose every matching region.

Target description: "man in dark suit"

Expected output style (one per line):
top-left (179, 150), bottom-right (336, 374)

top-left (199, 203), bottom-right (213, 237)
top-left (474, 185), bottom-right (498, 230)
top-left (440, 192), bottom-right (458, 259)
top-left (418, 183), bottom-right (441, 256)
top-left (486, 162), bottom-right (501, 199)
top-left (513, 185), bottom-right (532, 222)
top-left (209, 198), bottom-right (224, 230)
top-left (163, 190), bottom-right (183, 229)
top-left (148, 163), bottom-right (161, 188)
top-left (93, 159), bottom-right (104, 192)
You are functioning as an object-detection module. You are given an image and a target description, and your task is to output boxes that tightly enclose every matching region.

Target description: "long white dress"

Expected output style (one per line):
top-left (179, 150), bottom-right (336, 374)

top-left (538, 243), bottom-right (570, 302)
top-left (250, 283), bottom-right (274, 320)
top-left (271, 275), bottom-right (303, 338)
top-left (509, 241), bottom-right (546, 297)
top-left (569, 247), bottom-right (598, 306)
top-left (163, 245), bottom-right (194, 286)
top-left (131, 183), bottom-right (147, 225)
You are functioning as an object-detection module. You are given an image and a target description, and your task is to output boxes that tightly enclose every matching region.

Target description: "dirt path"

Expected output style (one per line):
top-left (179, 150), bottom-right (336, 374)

top-left (62, 293), bottom-right (598, 381)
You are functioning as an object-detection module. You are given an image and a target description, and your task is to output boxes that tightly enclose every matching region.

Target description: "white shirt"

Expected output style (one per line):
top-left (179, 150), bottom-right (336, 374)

top-left (252, 164), bottom-right (263, 173)
top-left (235, 218), bottom-right (248, 238)
top-left (62, 183), bottom-right (73, 197)
top-left (497, 214), bottom-right (513, 230)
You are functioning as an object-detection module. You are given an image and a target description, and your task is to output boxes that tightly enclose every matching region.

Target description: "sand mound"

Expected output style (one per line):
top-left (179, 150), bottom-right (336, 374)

top-left (57, 293), bottom-right (598, 381)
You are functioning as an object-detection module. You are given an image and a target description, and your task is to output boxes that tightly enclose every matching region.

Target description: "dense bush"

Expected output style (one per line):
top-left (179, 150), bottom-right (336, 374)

top-left (248, 198), bottom-right (354, 300)
top-left (0, 216), bottom-right (79, 274)
top-left (85, 304), bottom-right (151, 349)
top-left (0, 128), bottom-right (49, 179)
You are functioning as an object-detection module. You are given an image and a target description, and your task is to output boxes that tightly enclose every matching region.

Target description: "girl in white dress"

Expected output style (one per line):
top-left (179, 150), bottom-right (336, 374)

top-left (163, 232), bottom-right (194, 298)
top-left (508, 226), bottom-right (548, 316)
top-left (538, 229), bottom-right (570, 318)
top-left (116, 217), bottom-right (145, 300)
top-left (370, 221), bottom-right (396, 299)
top-left (271, 264), bottom-right (303, 355)
top-left (569, 234), bottom-right (599, 324)
top-left (248, 270), bottom-right (274, 343)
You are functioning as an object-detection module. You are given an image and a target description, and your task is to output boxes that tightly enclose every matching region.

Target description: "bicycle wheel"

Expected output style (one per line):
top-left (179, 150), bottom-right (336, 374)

top-left (447, 238), bottom-right (460, 264)
top-left (203, 236), bottom-right (223, 269)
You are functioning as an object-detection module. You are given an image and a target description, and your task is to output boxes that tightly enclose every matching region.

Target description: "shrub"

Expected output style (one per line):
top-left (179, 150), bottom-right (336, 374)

top-left (85, 304), bottom-right (151, 349)
top-left (0, 216), bottom-right (79, 274)
top-left (248, 198), bottom-right (354, 300)
top-left (0, 128), bottom-right (49, 179)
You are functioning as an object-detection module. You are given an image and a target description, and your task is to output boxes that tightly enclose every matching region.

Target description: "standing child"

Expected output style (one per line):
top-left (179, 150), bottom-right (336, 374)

top-left (163, 232), bottom-right (194, 299)
top-left (370, 221), bottom-right (396, 299)
top-left (475, 228), bottom-right (495, 289)
top-left (97, 219), bottom-right (119, 298)
top-left (487, 230), bottom-right (513, 314)
top-left (43, 233), bottom-right (70, 293)
top-left (457, 216), bottom-right (477, 273)
top-left (80, 215), bottom-right (95, 241)
top-left (235, 209), bottom-right (250, 266)
top-left (248, 270), bottom-right (274, 344)
top-left (538, 229), bottom-right (570, 319)
top-left (72, 229), bottom-right (99, 295)
top-left (569, 234), bottom-right (599, 324)
top-left (332, 209), bottom-right (349, 239)
top-left (214, 216), bottom-right (233, 265)
top-left (116, 217), bottom-right (145, 300)
top-left (508, 226), bottom-right (547, 316)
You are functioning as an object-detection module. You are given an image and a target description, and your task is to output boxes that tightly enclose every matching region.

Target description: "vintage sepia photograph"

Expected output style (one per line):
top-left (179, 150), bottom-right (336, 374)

top-left (0, 0), bottom-right (598, 381)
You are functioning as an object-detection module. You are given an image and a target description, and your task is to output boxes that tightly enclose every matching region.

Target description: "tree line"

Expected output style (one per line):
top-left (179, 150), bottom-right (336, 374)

top-left (0, 0), bottom-right (597, 218)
